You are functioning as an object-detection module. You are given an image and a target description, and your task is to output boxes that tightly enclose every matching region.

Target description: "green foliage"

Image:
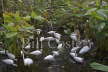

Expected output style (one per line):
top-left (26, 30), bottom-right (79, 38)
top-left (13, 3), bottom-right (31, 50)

top-left (90, 62), bottom-right (108, 72)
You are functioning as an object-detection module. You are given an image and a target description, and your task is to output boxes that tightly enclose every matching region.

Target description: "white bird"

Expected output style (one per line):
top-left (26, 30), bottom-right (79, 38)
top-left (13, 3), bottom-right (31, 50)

top-left (30, 50), bottom-right (42, 56)
top-left (24, 58), bottom-right (33, 66)
top-left (40, 37), bottom-right (45, 42)
top-left (54, 33), bottom-right (61, 39)
top-left (48, 31), bottom-right (56, 34)
top-left (7, 52), bottom-right (16, 60)
top-left (71, 46), bottom-right (80, 52)
top-left (70, 33), bottom-right (77, 41)
top-left (44, 37), bottom-right (55, 41)
top-left (0, 50), bottom-right (16, 60)
top-left (73, 57), bottom-right (84, 63)
top-left (52, 51), bottom-right (59, 56)
top-left (0, 50), bottom-right (5, 54)
top-left (2, 59), bottom-right (17, 66)
top-left (24, 44), bottom-right (31, 49)
top-left (57, 43), bottom-right (63, 49)
top-left (21, 51), bottom-right (33, 66)
top-left (44, 55), bottom-right (55, 61)
top-left (55, 39), bottom-right (60, 44)
top-left (70, 52), bottom-right (77, 57)
top-left (79, 46), bottom-right (90, 54)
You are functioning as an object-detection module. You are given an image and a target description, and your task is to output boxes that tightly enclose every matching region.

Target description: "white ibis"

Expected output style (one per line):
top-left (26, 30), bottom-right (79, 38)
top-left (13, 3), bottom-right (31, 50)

top-left (21, 51), bottom-right (33, 66)
top-left (52, 51), bottom-right (59, 56)
top-left (24, 44), bottom-right (31, 49)
top-left (44, 37), bottom-right (55, 48)
top-left (23, 58), bottom-right (33, 66)
top-left (48, 31), bottom-right (56, 34)
top-left (70, 33), bottom-right (77, 41)
top-left (57, 43), bottom-right (63, 50)
top-left (73, 56), bottom-right (84, 63)
top-left (0, 50), bottom-right (5, 54)
top-left (2, 59), bottom-right (17, 66)
top-left (79, 46), bottom-right (90, 54)
top-left (7, 52), bottom-right (16, 60)
top-left (54, 33), bottom-right (61, 40)
top-left (70, 52), bottom-right (77, 57)
top-left (44, 37), bottom-right (55, 41)
top-left (30, 50), bottom-right (42, 56)
top-left (44, 55), bottom-right (55, 61)
top-left (71, 46), bottom-right (80, 52)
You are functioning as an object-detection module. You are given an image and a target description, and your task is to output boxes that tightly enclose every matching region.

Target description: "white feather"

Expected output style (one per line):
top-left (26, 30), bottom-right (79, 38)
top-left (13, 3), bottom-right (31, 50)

top-left (40, 37), bottom-right (45, 41)
top-left (57, 43), bottom-right (63, 49)
top-left (73, 57), bottom-right (84, 63)
top-left (24, 58), bottom-right (33, 66)
top-left (25, 44), bottom-right (31, 49)
top-left (44, 37), bottom-right (55, 41)
top-left (71, 47), bottom-right (80, 52)
top-left (70, 52), bottom-right (77, 57)
top-left (44, 55), bottom-right (55, 61)
top-left (54, 33), bottom-right (61, 39)
top-left (52, 51), bottom-right (59, 56)
top-left (48, 31), bottom-right (56, 34)
top-left (7, 53), bottom-right (16, 60)
top-left (79, 46), bottom-right (90, 54)
top-left (2, 59), bottom-right (17, 66)
top-left (70, 33), bottom-right (77, 41)
top-left (30, 50), bottom-right (42, 56)
top-left (0, 50), bottom-right (5, 54)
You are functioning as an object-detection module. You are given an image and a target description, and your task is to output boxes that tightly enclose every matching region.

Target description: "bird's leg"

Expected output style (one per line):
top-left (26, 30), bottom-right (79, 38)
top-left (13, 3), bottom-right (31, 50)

top-left (36, 37), bottom-right (39, 50)
top-left (48, 40), bottom-right (52, 48)
top-left (40, 41), bottom-right (43, 51)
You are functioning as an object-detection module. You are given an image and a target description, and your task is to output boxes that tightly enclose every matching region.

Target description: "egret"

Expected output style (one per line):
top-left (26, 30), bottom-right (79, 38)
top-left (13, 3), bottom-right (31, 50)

top-left (21, 51), bottom-right (33, 66)
top-left (73, 56), bottom-right (84, 63)
top-left (40, 37), bottom-right (45, 42)
top-left (2, 59), bottom-right (17, 66)
top-left (55, 38), bottom-right (60, 43)
top-left (30, 50), bottom-right (42, 56)
top-left (79, 46), bottom-right (90, 54)
top-left (71, 46), bottom-right (80, 52)
top-left (44, 55), bottom-right (55, 61)
top-left (70, 33), bottom-right (77, 41)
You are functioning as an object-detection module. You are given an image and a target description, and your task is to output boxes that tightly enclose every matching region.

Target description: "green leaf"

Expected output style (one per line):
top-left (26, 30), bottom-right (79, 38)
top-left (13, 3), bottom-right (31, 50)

top-left (85, 8), bottom-right (97, 15)
top-left (97, 9), bottom-right (108, 19)
top-left (90, 62), bottom-right (108, 72)
top-left (6, 32), bottom-right (17, 38)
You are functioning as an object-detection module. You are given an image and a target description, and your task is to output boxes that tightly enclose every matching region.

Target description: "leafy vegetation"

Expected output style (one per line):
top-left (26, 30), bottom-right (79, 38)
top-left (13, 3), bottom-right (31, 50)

top-left (0, 0), bottom-right (108, 72)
